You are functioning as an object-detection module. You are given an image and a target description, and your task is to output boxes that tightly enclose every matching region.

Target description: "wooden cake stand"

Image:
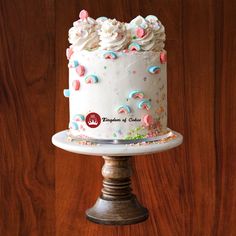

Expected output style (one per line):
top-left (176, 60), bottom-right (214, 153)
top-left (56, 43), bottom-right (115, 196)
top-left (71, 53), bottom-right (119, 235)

top-left (52, 130), bottom-right (183, 225)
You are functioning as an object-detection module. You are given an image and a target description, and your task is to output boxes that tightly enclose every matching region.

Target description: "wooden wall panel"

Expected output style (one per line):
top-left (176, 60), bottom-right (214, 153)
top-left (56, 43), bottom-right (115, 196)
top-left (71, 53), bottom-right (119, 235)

top-left (1, 0), bottom-right (235, 235)
top-left (0, 1), bottom-right (55, 235)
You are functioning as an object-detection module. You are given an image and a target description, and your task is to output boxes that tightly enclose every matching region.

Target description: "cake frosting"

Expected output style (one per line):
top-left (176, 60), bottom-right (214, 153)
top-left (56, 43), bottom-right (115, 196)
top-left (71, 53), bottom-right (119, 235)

top-left (64, 10), bottom-right (167, 140)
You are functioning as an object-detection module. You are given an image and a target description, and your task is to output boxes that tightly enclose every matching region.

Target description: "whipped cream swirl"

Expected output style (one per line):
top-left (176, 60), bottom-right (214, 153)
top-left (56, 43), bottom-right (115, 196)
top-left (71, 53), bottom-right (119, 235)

top-left (128, 15), bottom-right (165, 51)
top-left (99, 19), bottom-right (129, 51)
top-left (68, 17), bottom-right (100, 51)
top-left (145, 15), bottom-right (166, 51)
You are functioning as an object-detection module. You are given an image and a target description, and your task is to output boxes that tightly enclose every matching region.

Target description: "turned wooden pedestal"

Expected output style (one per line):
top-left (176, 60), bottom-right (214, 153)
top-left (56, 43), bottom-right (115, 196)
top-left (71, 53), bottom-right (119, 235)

top-left (52, 130), bottom-right (183, 225)
top-left (86, 156), bottom-right (148, 225)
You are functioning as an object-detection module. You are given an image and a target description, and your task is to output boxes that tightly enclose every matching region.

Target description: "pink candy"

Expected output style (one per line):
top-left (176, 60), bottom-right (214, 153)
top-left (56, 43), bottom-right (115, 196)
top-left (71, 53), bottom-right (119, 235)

top-left (160, 52), bottom-right (167, 64)
top-left (76, 65), bottom-right (85, 76)
top-left (79, 10), bottom-right (89, 20)
top-left (143, 114), bottom-right (153, 127)
top-left (72, 80), bottom-right (80, 90)
top-left (66, 47), bottom-right (73, 60)
top-left (136, 27), bottom-right (145, 38)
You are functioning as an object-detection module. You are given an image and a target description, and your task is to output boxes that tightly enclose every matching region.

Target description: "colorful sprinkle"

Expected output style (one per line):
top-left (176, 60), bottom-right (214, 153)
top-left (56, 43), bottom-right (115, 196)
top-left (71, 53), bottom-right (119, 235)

top-left (148, 66), bottom-right (161, 74)
top-left (128, 42), bottom-right (141, 51)
top-left (63, 89), bottom-right (70, 97)
top-left (69, 121), bottom-right (79, 130)
top-left (85, 75), bottom-right (99, 84)
top-left (76, 65), bottom-right (85, 76)
top-left (72, 80), bottom-right (80, 90)
top-left (73, 114), bottom-right (85, 121)
top-left (143, 114), bottom-right (153, 127)
top-left (160, 52), bottom-right (167, 64)
top-left (103, 51), bottom-right (117, 59)
top-left (117, 105), bottom-right (131, 114)
top-left (136, 27), bottom-right (145, 38)
top-left (79, 10), bottom-right (89, 20)
top-left (66, 47), bottom-right (73, 60)
top-left (138, 99), bottom-right (151, 110)
top-left (129, 90), bottom-right (144, 99)
top-left (68, 60), bottom-right (79, 68)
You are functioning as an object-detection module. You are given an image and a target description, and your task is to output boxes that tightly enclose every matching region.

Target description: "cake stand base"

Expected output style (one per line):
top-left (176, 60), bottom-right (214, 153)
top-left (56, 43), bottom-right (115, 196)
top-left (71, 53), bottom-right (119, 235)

top-left (86, 195), bottom-right (148, 225)
top-left (52, 130), bottom-right (183, 225)
top-left (86, 155), bottom-right (148, 225)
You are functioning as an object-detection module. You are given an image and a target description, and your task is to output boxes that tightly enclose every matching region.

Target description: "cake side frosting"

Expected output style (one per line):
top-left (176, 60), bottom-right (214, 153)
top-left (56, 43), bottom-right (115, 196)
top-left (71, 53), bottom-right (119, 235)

top-left (64, 10), bottom-right (168, 140)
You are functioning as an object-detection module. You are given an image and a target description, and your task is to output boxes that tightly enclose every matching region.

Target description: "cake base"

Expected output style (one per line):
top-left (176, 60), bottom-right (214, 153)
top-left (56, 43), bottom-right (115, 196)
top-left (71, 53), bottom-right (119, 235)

top-left (86, 195), bottom-right (148, 225)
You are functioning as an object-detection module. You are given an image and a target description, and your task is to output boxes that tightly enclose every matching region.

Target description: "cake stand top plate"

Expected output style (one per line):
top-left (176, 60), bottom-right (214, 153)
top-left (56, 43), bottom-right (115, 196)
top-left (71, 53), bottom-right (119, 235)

top-left (52, 130), bottom-right (183, 156)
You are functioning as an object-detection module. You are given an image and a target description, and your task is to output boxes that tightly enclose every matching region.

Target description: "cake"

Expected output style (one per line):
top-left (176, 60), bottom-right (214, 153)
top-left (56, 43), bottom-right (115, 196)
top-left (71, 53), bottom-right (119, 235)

top-left (64, 10), bottom-right (168, 141)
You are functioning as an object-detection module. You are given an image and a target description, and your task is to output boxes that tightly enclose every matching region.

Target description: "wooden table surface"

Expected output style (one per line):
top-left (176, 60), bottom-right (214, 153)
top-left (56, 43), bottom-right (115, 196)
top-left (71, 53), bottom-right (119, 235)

top-left (1, 0), bottom-right (236, 235)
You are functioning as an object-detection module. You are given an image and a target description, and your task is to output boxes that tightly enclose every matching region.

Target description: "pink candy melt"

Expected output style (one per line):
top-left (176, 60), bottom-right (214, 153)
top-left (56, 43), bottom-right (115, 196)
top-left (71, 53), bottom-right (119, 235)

top-left (72, 80), bottom-right (80, 90)
top-left (136, 27), bottom-right (145, 38)
top-left (160, 52), bottom-right (167, 63)
top-left (79, 10), bottom-right (89, 20)
top-left (143, 115), bottom-right (153, 126)
top-left (76, 65), bottom-right (85, 76)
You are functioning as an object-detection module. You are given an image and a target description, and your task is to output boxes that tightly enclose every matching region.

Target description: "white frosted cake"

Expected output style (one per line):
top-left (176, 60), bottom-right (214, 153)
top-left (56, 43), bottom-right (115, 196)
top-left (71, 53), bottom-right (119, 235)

top-left (64, 10), bottom-right (168, 140)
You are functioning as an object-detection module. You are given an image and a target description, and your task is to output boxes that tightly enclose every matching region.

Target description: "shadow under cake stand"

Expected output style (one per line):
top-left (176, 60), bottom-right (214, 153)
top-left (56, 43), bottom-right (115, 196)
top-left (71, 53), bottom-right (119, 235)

top-left (52, 129), bottom-right (183, 225)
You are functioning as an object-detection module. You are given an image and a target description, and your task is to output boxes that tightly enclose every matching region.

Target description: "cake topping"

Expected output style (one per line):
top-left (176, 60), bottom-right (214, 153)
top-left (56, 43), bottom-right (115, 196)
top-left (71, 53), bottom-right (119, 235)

top-left (160, 52), bottom-right (167, 63)
top-left (117, 105), bottom-right (132, 114)
top-left (129, 90), bottom-right (144, 99)
top-left (128, 16), bottom-right (156, 51)
top-left (85, 75), bottom-right (99, 84)
top-left (128, 42), bottom-right (141, 51)
top-left (73, 114), bottom-right (85, 121)
top-left (72, 80), bottom-right (80, 90)
top-left (68, 11), bottom-right (100, 51)
top-left (79, 10), bottom-right (89, 20)
top-left (76, 65), bottom-right (86, 76)
top-left (69, 121), bottom-right (79, 130)
top-left (68, 60), bottom-right (79, 68)
top-left (103, 51), bottom-right (118, 59)
top-left (99, 19), bottom-right (129, 51)
top-left (138, 99), bottom-right (151, 110)
top-left (68, 10), bottom-right (165, 52)
top-left (66, 47), bottom-right (74, 59)
top-left (143, 114), bottom-right (154, 126)
top-left (63, 89), bottom-right (70, 97)
top-left (148, 66), bottom-right (161, 74)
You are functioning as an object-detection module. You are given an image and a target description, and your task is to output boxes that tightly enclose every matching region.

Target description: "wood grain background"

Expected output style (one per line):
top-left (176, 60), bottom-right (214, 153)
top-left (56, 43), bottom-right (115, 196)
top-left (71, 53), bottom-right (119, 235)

top-left (1, 0), bottom-right (236, 235)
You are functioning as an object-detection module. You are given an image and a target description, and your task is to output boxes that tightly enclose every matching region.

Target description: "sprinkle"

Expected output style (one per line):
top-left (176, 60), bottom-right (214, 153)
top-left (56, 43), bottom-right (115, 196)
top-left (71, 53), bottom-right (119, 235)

top-left (128, 42), bottom-right (141, 51)
top-left (73, 114), bottom-right (85, 121)
top-left (129, 90), bottom-right (144, 99)
top-left (76, 65), bottom-right (85, 76)
top-left (160, 52), bottom-right (167, 64)
top-left (85, 75), bottom-right (99, 84)
top-left (72, 80), bottom-right (80, 90)
top-left (136, 27), bottom-right (145, 38)
top-left (117, 105), bottom-right (131, 114)
top-left (63, 89), bottom-right (70, 97)
top-left (69, 121), bottom-right (79, 130)
top-left (143, 114), bottom-right (153, 127)
top-left (103, 51), bottom-right (117, 59)
top-left (79, 10), bottom-right (89, 20)
top-left (148, 66), bottom-right (161, 74)
top-left (138, 99), bottom-right (151, 110)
